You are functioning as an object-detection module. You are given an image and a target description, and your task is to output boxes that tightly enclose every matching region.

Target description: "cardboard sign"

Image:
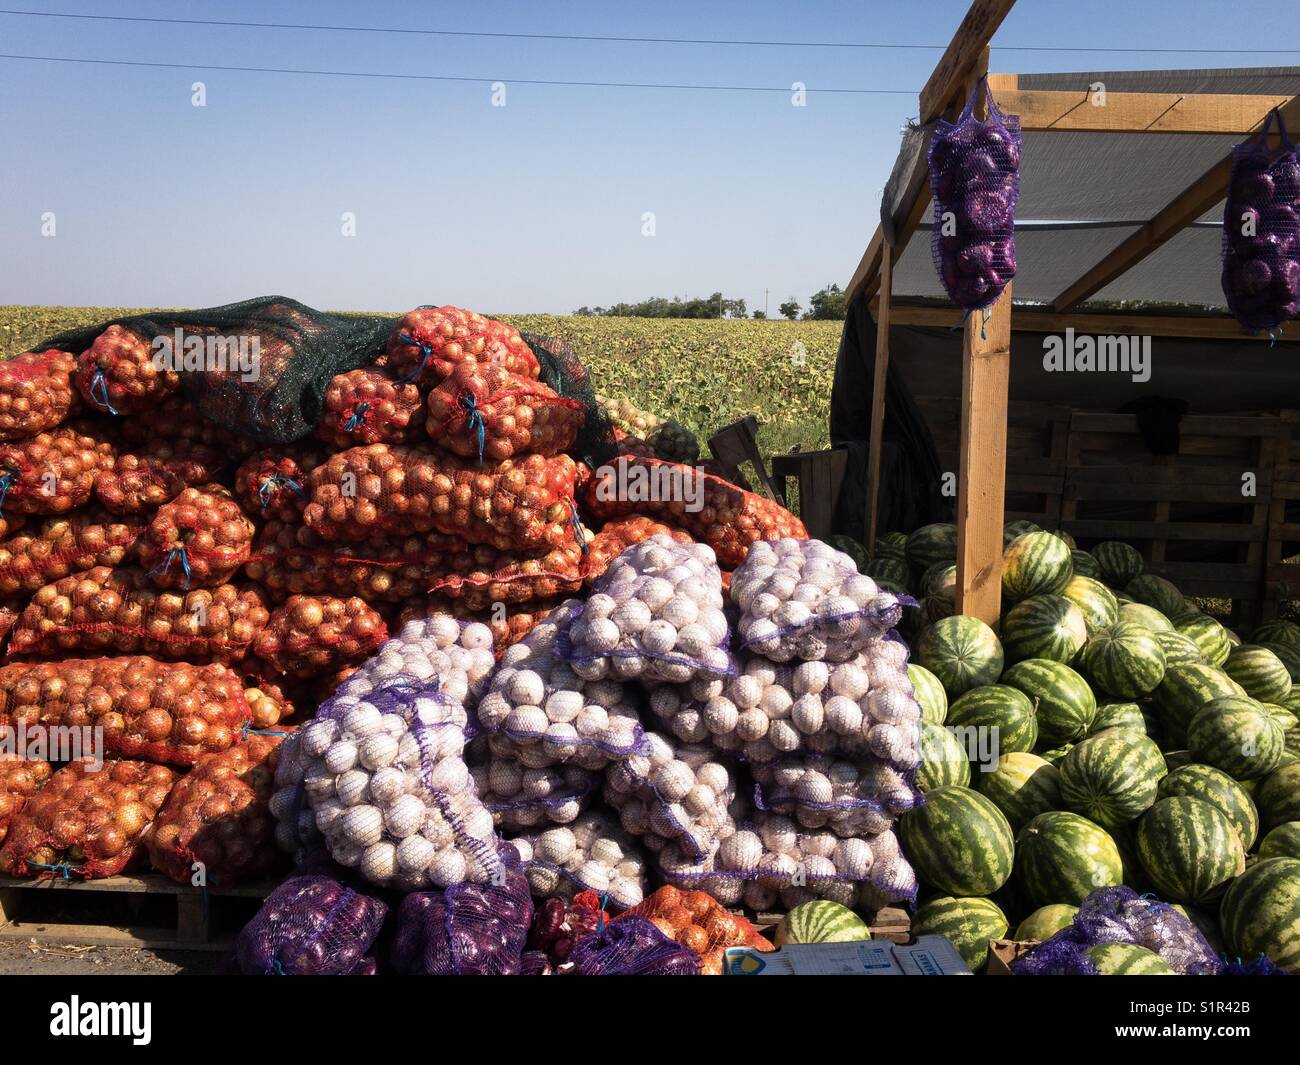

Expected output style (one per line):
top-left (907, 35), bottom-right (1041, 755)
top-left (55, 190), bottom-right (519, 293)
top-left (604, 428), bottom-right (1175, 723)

top-left (723, 935), bottom-right (971, 976)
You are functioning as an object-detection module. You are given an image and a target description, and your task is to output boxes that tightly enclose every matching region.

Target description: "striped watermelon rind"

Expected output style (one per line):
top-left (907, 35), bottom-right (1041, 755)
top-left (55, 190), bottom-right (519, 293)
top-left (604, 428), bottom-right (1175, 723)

top-left (1061, 575), bottom-right (1120, 635)
top-left (1153, 663), bottom-right (1246, 749)
top-left (1014, 810), bottom-right (1124, 908)
top-left (1186, 696), bottom-right (1285, 781)
top-left (908, 663), bottom-right (949, 724)
top-left (1002, 531), bottom-right (1073, 602)
top-left (1088, 701), bottom-right (1151, 738)
top-left (1265, 641), bottom-right (1300, 687)
top-left (1251, 620), bottom-right (1300, 650)
top-left (775, 900), bottom-right (871, 945)
top-left (1002, 520), bottom-right (1043, 545)
top-left (911, 895), bottom-right (1008, 971)
top-left (1256, 763), bottom-right (1300, 832)
top-left (1224, 645), bottom-right (1294, 704)
top-left (1076, 622), bottom-right (1167, 699)
top-left (946, 684), bottom-right (1039, 755)
top-left (975, 752), bottom-right (1062, 833)
top-left (1153, 629), bottom-right (1205, 667)
top-left (1058, 728), bottom-right (1166, 830)
top-left (915, 616), bottom-right (1005, 699)
top-left (865, 557), bottom-right (910, 589)
top-left (916, 720), bottom-right (972, 792)
top-left (1000, 594), bottom-right (1088, 665)
top-left (1173, 612), bottom-right (1232, 667)
top-left (1136, 796), bottom-right (1246, 905)
top-left (1259, 823), bottom-right (1300, 861)
top-left (898, 785), bottom-right (1014, 897)
top-left (1125, 573), bottom-right (1186, 618)
top-left (1053, 529), bottom-right (1077, 550)
top-left (1014, 903), bottom-right (1079, 941)
top-left (1092, 541), bottom-right (1145, 590)
top-left (1118, 602), bottom-right (1173, 632)
top-left (1069, 549), bottom-right (1099, 579)
top-left (1219, 857), bottom-right (1300, 974)
top-left (905, 523), bottom-right (958, 572)
top-left (1157, 763), bottom-right (1260, 851)
top-left (1000, 658), bottom-right (1097, 747)
top-left (1086, 942), bottom-right (1177, 975)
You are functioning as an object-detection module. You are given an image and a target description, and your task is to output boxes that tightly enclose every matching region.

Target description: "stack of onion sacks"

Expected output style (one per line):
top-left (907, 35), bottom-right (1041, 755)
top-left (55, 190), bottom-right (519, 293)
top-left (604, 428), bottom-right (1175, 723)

top-left (136, 485), bottom-right (255, 588)
top-left (0, 424), bottom-right (117, 515)
top-left (0, 350), bottom-right (80, 441)
top-left (0, 759), bottom-right (53, 847)
top-left (75, 324), bottom-right (180, 414)
top-left (317, 367), bottom-right (423, 449)
top-left (251, 595), bottom-right (388, 679)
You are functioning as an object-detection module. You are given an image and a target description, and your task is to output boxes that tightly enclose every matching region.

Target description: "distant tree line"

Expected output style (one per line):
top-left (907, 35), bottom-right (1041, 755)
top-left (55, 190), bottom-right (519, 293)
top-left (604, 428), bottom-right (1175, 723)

top-left (574, 284), bottom-right (848, 321)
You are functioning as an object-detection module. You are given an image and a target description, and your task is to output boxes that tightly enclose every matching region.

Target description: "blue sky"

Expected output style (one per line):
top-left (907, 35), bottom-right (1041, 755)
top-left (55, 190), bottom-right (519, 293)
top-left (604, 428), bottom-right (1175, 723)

top-left (1, 1), bottom-right (1295, 313)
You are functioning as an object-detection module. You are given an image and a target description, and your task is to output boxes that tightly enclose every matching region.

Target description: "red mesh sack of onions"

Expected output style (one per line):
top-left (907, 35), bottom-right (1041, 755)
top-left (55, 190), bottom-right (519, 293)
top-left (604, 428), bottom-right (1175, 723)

top-left (75, 324), bottom-right (180, 415)
top-left (602, 731), bottom-right (737, 863)
top-left (427, 540), bottom-right (587, 610)
top-left (304, 443), bottom-right (582, 552)
top-left (94, 439), bottom-right (227, 515)
top-left (399, 596), bottom-right (563, 657)
top-left (656, 813), bottom-right (919, 914)
top-left (749, 752), bottom-right (922, 835)
top-left (240, 673), bottom-right (301, 730)
top-left (559, 534), bottom-right (735, 684)
top-left (0, 349), bottom-right (81, 442)
top-left (469, 736), bottom-right (597, 830)
top-left (584, 455), bottom-right (807, 568)
top-left (234, 446), bottom-right (327, 523)
top-left (0, 758), bottom-right (52, 848)
top-left (0, 509), bottom-right (142, 596)
top-left (246, 520), bottom-right (469, 603)
top-left (425, 362), bottom-right (585, 461)
top-left (387, 306), bottom-right (539, 386)
top-left (0, 657), bottom-right (252, 767)
top-left (615, 884), bottom-right (773, 976)
top-left (118, 395), bottom-right (256, 459)
top-left (136, 485), bottom-right (255, 589)
top-left (0, 599), bottom-right (20, 642)
top-left (9, 566), bottom-right (269, 661)
top-left (0, 760), bottom-right (179, 880)
top-left (611, 427), bottom-right (657, 459)
top-left (731, 537), bottom-right (907, 662)
top-left (146, 731), bottom-right (286, 885)
top-left (0, 424), bottom-right (117, 516)
top-left (509, 810), bottom-right (649, 910)
top-left (251, 595), bottom-right (388, 679)
top-left (474, 600), bottom-right (649, 770)
top-left (316, 367), bottom-right (423, 449)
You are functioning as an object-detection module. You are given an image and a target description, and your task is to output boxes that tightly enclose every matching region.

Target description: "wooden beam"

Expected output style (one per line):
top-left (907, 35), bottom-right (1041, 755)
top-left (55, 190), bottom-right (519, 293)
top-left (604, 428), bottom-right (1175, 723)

top-left (919, 0), bottom-right (1018, 124)
top-left (866, 251), bottom-right (893, 555)
top-left (846, 227), bottom-right (884, 304)
top-left (878, 301), bottom-right (1282, 342)
top-left (1000, 88), bottom-right (1298, 134)
top-left (955, 283), bottom-right (1013, 623)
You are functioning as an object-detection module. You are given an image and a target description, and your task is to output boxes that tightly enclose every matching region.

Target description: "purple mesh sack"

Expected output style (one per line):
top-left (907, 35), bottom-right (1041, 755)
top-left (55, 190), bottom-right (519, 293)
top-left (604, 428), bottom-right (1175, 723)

top-left (929, 76), bottom-right (1020, 311)
top-left (1222, 107), bottom-right (1300, 334)
top-left (569, 914), bottom-right (700, 975)
top-left (235, 866), bottom-right (389, 975)
top-left (389, 843), bottom-right (534, 975)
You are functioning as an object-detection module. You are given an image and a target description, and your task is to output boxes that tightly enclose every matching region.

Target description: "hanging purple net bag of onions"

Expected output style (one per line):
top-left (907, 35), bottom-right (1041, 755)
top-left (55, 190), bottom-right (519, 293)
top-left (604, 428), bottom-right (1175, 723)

top-left (928, 76), bottom-right (1020, 311)
top-left (235, 866), bottom-right (389, 975)
top-left (1222, 107), bottom-right (1300, 334)
top-left (569, 914), bottom-right (700, 975)
top-left (390, 842), bottom-right (534, 975)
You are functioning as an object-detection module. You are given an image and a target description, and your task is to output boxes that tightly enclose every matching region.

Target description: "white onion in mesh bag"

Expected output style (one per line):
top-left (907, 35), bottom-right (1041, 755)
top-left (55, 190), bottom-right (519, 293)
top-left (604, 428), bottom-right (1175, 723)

top-left (731, 538), bottom-right (904, 662)
top-left (269, 730), bottom-right (321, 858)
top-left (469, 736), bottom-right (597, 829)
top-left (508, 809), bottom-right (648, 908)
top-left (750, 753), bottom-right (921, 835)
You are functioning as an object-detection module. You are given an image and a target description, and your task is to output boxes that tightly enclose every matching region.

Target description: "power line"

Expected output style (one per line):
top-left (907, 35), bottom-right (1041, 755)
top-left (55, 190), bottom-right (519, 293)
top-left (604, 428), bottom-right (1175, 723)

top-left (0, 53), bottom-right (915, 93)
top-left (2, 9), bottom-right (1299, 54)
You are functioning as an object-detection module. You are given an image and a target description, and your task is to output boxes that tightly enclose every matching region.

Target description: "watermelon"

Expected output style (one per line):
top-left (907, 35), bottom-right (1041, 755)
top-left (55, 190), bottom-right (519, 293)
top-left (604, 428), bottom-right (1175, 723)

top-left (1092, 541), bottom-right (1145, 589)
top-left (898, 785), bottom-right (1014, 896)
top-left (1076, 622), bottom-right (1167, 699)
top-left (919, 561), bottom-right (957, 598)
top-left (1260, 823), bottom-right (1300, 860)
top-left (1264, 640), bottom-right (1300, 685)
top-left (905, 523), bottom-right (958, 572)
top-left (1054, 529), bottom-right (1077, 550)
top-left (914, 616), bottom-right (1005, 698)
top-left (775, 900), bottom-right (871, 945)
top-left (1164, 749), bottom-right (1195, 772)
top-left (1173, 612), bottom-right (1232, 667)
top-left (1000, 594), bottom-right (1088, 664)
top-left (1153, 629), bottom-right (1204, 666)
top-left (1088, 701), bottom-right (1151, 737)
top-left (828, 535), bottom-right (868, 571)
top-left (1040, 743), bottom-right (1074, 765)
top-left (917, 720), bottom-right (972, 792)
top-left (1136, 796), bottom-right (1246, 904)
top-left (1086, 942), bottom-right (1176, 975)
top-left (1157, 764), bottom-right (1259, 850)
top-left (1000, 659), bottom-right (1097, 746)
top-left (1153, 663), bottom-right (1246, 748)
top-left (1219, 857), bottom-right (1300, 973)
top-left (1118, 602), bottom-right (1172, 632)
top-left (1014, 811), bottom-right (1123, 907)
top-left (1002, 531), bottom-right (1073, 601)
top-left (865, 556), bottom-right (910, 590)
top-left (874, 530), bottom-right (909, 560)
top-left (1002, 520), bottom-right (1042, 545)
top-left (1014, 903), bottom-right (1079, 941)
top-left (1225, 645), bottom-right (1294, 703)
top-left (1252, 619), bottom-right (1300, 649)
top-left (1269, 706), bottom-right (1300, 732)
top-left (946, 684), bottom-right (1038, 754)
top-left (911, 895), bottom-right (1007, 971)
top-left (1186, 696), bottom-right (1285, 781)
top-left (908, 663), bottom-right (948, 724)
top-left (1069, 550), bottom-right (1100, 579)
top-left (1061, 575), bottom-right (1119, 634)
top-left (1058, 728), bottom-right (1166, 829)
top-left (921, 590), bottom-right (956, 626)
top-left (976, 752), bottom-right (1062, 832)
top-left (1125, 573), bottom-right (1186, 618)
top-left (1256, 763), bottom-right (1300, 831)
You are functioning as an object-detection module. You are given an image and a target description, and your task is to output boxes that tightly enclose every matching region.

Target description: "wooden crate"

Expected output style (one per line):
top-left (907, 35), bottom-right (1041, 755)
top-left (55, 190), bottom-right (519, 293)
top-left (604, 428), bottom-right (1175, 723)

top-left (1060, 412), bottom-right (1285, 624)
top-left (770, 448), bottom-right (848, 540)
top-left (0, 872), bottom-right (273, 952)
top-left (917, 396), bottom-right (1070, 528)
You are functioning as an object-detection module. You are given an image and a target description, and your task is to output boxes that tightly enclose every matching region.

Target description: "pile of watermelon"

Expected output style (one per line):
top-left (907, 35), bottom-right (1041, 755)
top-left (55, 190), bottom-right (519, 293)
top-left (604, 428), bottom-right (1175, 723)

top-left (862, 521), bottom-right (1300, 973)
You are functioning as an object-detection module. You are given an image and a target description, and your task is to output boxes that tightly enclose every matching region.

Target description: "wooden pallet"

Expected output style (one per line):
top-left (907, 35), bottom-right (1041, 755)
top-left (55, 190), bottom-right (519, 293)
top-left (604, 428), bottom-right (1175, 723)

top-left (0, 873), bottom-right (273, 952)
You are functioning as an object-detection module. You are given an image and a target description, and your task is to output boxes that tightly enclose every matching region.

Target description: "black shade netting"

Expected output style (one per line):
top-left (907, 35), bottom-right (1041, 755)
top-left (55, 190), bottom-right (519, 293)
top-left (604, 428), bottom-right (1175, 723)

top-left (520, 331), bottom-right (619, 471)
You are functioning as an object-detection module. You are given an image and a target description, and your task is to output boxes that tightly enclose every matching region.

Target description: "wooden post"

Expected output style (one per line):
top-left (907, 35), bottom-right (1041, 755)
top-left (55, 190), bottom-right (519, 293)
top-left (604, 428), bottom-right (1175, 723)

top-left (955, 283), bottom-right (1013, 622)
top-left (866, 250), bottom-right (892, 555)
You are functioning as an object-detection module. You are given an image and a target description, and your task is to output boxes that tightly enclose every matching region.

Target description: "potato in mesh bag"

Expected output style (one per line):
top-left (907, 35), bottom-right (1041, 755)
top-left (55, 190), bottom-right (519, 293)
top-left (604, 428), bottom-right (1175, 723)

top-left (509, 809), bottom-right (649, 909)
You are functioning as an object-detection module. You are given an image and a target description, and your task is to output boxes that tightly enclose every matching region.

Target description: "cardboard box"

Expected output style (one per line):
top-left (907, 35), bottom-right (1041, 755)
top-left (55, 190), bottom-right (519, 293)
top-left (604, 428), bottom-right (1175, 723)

top-left (723, 935), bottom-right (971, 975)
top-left (984, 938), bottom-right (1038, 976)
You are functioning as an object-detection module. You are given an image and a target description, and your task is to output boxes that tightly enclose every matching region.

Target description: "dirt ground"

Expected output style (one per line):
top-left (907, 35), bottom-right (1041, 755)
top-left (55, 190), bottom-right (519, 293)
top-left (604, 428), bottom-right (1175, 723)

top-left (0, 938), bottom-right (225, 975)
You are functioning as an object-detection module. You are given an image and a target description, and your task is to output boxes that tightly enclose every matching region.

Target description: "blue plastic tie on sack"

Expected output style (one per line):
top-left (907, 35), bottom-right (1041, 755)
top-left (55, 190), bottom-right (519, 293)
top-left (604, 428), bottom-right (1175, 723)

top-left (148, 545), bottom-right (192, 589)
top-left (0, 470), bottom-right (13, 516)
top-left (258, 472), bottom-right (304, 514)
top-left (343, 402), bottom-right (371, 433)
top-left (568, 500), bottom-right (588, 553)
top-left (241, 720), bottom-right (291, 741)
top-left (29, 860), bottom-right (76, 880)
top-left (88, 368), bottom-right (120, 415)
top-left (460, 392), bottom-right (486, 465)
top-left (395, 332), bottom-right (435, 383)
